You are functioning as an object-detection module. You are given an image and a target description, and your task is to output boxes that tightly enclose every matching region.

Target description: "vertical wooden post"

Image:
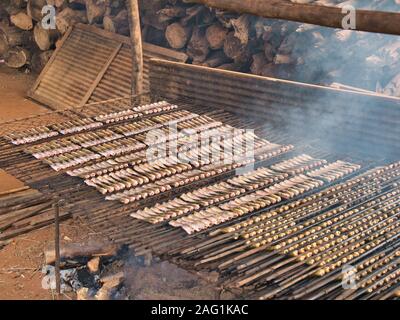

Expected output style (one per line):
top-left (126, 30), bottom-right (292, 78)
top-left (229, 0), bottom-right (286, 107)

top-left (127, 0), bottom-right (144, 100)
top-left (54, 200), bottom-right (61, 298)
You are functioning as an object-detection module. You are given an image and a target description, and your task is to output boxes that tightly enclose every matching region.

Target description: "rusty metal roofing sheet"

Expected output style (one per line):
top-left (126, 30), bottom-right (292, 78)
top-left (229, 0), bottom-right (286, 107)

top-left (29, 24), bottom-right (188, 110)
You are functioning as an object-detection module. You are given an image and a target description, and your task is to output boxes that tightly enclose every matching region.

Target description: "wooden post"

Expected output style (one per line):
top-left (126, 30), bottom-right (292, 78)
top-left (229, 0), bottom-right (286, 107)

top-left (184, 0), bottom-right (400, 36)
top-left (54, 200), bottom-right (61, 298)
top-left (127, 0), bottom-right (144, 100)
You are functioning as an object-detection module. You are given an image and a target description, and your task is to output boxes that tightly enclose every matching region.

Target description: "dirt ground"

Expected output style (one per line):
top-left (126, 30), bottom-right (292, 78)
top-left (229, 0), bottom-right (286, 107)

top-left (0, 221), bottom-right (93, 300)
top-left (0, 64), bottom-right (56, 299)
top-left (0, 65), bottom-right (216, 300)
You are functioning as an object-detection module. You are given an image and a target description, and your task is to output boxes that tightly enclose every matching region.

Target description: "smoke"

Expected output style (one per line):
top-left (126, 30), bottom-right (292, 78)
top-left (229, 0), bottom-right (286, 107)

top-left (240, 6), bottom-right (400, 160)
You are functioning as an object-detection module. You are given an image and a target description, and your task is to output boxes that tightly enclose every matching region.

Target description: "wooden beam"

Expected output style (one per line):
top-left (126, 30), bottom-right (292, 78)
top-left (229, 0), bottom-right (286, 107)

top-left (127, 0), bottom-right (144, 97)
top-left (184, 0), bottom-right (400, 36)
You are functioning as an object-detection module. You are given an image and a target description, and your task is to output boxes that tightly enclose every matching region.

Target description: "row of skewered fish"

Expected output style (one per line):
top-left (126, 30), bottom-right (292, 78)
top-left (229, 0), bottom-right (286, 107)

top-left (51, 118), bottom-right (103, 134)
top-left (94, 109), bottom-right (139, 124)
top-left (107, 161), bottom-right (252, 204)
top-left (152, 110), bottom-right (198, 125)
top-left (113, 119), bottom-right (162, 137)
top-left (90, 138), bottom-right (146, 157)
top-left (25, 139), bottom-right (80, 159)
top-left (307, 160), bottom-right (361, 182)
top-left (66, 150), bottom-right (149, 178)
top-left (94, 101), bottom-right (177, 123)
top-left (130, 167), bottom-right (288, 223)
top-left (169, 174), bottom-right (326, 234)
top-left (26, 109), bottom-right (260, 177)
top-left (44, 149), bottom-right (101, 171)
top-left (85, 158), bottom-right (195, 195)
top-left (128, 155), bottom-right (362, 227)
top-left (221, 162), bottom-right (400, 242)
top-left (155, 161), bottom-right (400, 300)
top-left (80, 126), bottom-right (288, 197)
top-left (4, 100), bottom-right (177, 146)
top-left (68, 129), bottom-right (123, 148)
top-left (271, 154), bottom-right (328, 174)
top-left (5, 127), bottom-right (59, 145)
top-left (209, 161), bottom-right (400, 299)
top-left (131, 168), bottom-right (287, 223)
top-left (132, 101), bottom-right (177, 114)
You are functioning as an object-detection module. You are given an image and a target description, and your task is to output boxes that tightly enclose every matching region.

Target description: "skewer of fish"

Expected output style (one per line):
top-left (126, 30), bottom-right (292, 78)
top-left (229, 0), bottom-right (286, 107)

top-left (307, 160), bottom-right (361, 182)
top-left (52, 118), bottom-right (103, 134)
top-left (271, 154), bottom-right (328, 175)
top-left (132, 101), bottom-right (177, 114)
top-left (25, 139), bottom-right (81, 159)
top-left (4, 127), bottom-right (59, 145)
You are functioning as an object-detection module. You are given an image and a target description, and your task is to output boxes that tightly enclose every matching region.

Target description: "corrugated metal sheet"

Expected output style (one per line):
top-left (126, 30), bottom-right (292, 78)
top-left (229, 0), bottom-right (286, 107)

top-left (149, 59), bottom-right (400, 158)
top-left (29, 24), bottom-right (188, 109)
top-left (87, 42), bottom-right (188, 103)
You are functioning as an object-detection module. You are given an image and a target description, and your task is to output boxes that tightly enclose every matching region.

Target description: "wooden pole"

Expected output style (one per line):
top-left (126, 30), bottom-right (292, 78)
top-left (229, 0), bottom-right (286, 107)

top-left (184, 0), bottom-right (400, 36)
top-left (127, 0), bottom-right (144, 99)
top-left (54, 200), bottom-right (61, 298)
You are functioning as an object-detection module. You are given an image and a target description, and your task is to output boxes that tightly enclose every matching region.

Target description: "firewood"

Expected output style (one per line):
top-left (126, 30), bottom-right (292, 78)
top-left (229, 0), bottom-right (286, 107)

top-left (199, 50), bottom-right (230, 68)
top-left (165, 22), bottom-right (191, 49)
top-left (0, 6), bottom-right (9, 25)
top-left (250, 52), bottom-right (268, 76)
top-left (46, 0), bottom-right (66, 8)
top-left (260, 63), bottom-right (278, 78)
top-left (180, 4), bottom-right (204, 26)
top-left (10, 0), bottom-right (28, 9)
top-left (157, 5), bottom-right (186, 23)
top-left (141, 12), bottom-right (168, 31)
top-left (139, 0), bottom-right (168, 12)
top-left (95, 272), bottom-right (124, 300)
top-left (85, 0), bottom-right (106, 24)
top-left (205, 22), bottom-right (228, 50)
top-left (186, 0), bottom-right (400, 36)
top-left (274, 53), bottom-right (293, 65)
top-left (27, 0), bottom-right (47, 22)
top-left (10, 12), bottom-right (33, 31)
top-left (44, 242), bottom-right (118, 265)
top-left (263, 42), bottom-right (275, 62)
top-left (31, 49), bottom-right (53, 73)
top-left (140, 0), bottom-right (169, 31)
top-left (33, 23), bottom-right (59, 50)
top-left (223, 31), bottom-right (250, 64)
top-left (214, 8), bottom-right (236, 29)
top-left (4, 46), bottom-right (31, 68)
top-left (76, 287), bottom-right (93, 300)
top-left (103, 9), bottom-right (128, 34)
top-left (231, 14), bottom-right (251, 45)
top-left (217, 62), bottom-right (243, 72)
top-left (56, 7), bottom-right (87, 35)
top-left (144, 25), bottom-right (167, 46)
top-left (108, 0), bottom-right (125, 11)
top-left (186, 26), bottom-right (209, 63)
top-left (87, 256), bottom-right (100, 273)
top-left (0, 25), bottom-right (32, 57)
